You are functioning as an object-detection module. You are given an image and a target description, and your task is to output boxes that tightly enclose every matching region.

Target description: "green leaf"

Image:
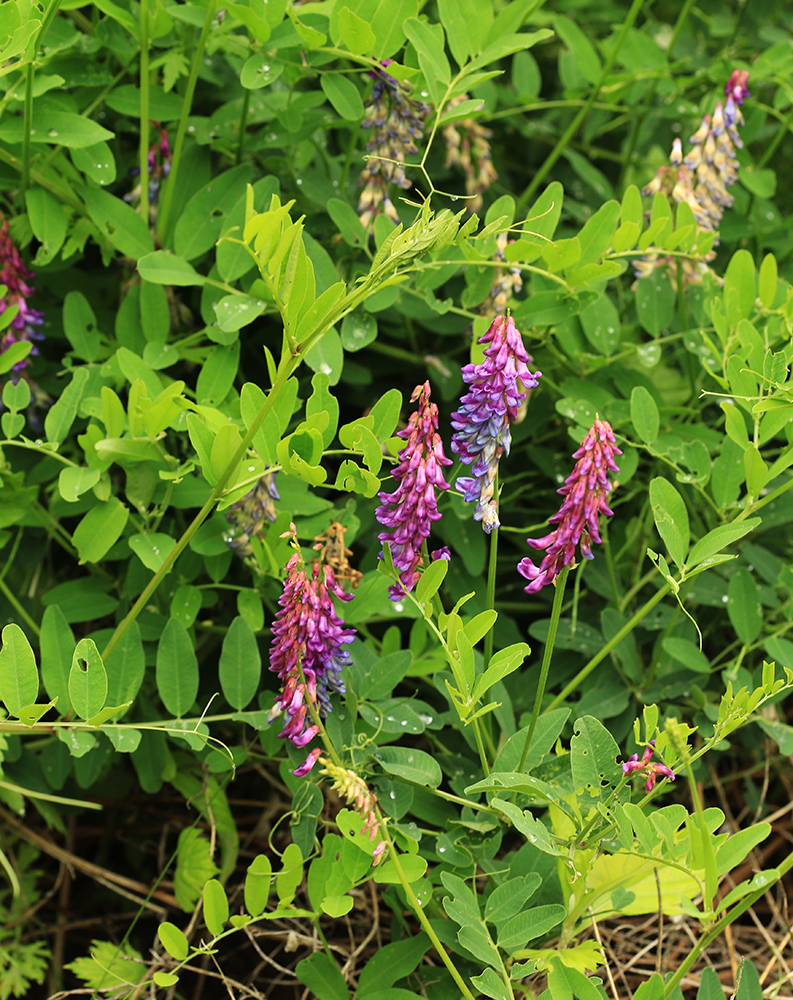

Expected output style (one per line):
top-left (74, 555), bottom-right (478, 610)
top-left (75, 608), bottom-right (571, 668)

top-left (758, 253), bottom-right (778, 309)
top-left (296, 953), bottom-right (350, 1000)
top-left (63, 290), bottom-right (102, 362)
top-left (473, 642), bottom-right (530, 701)
top-left (0, 110), bottom-right (114, 148)
top-left (727, 568), bottom-right (762, 645)
top-left (321, 73), bottom-right (364, 119)
top-left (576, 200), bottom-right (620, 266)
top-left (687, 519), bottom-right (761, 567)
top-left (26, 186), bottom-right (67, 264)
top-left (128, 532), bottom-right (176, 572)
top-left (578, 293), bottom-right (620, 355)
top-left (373, 854), bottom-right (427, 884)
top-left (65, 940), bottom-right (145, 990)
top-left (570, 715), bottom-right (622, 802)
top-left (337, 5), bottom-right (375, 54)
top-left (484, 874), bottom-right (542, 924)
top-left (276, 842), bottom-right (304, 903)
top-left (73, 498), bottom-right (129, 564)
top-left (497, 904), bottom-right (565, 952)
top-left (339, 0), bottom-right (418, 59)
top-left (174, 164), bottom-right (255, 261)
top-left (158, 922), bottom-right (189, 961)
top-left (71, 140), bottom-right (117, 187)
top-left (0, 340), bottom-right (31, 375)
top-left (58, 467), bottom-right (101, 503)
top-left (244, 855), bottom-right (272, 917)
top-left (471, 968), bottom-right (510, 1000)
top-left (81, 186), bottom-right (154, 260)
top-left (214, 293), bottom-right (265, 332)
top-left (376, 746), bottom-right (442, 787)
top-left (219, 616), bottom-right (261, 710)
top-left (138, 250), bottom-right (206, 286)
top-left (723, 249), bottom-right (756, 322)
top-left (203, 879), bottom-right (229, 937)
top-left (415, 557), bottom-right (448, 604)
top-left (45, 367), bottom-right (90, 445)
top-left (631, 386), bottom-right (659, 444)
top-left (438, 0), bottom-right (492, 65)
top-left (156, 618), bottom-right (199, 717)
top-left (68, 639), bottom-right (108, 721)
top-left (105, 621), bottom-right (145, 708)
top-left (0, 623), bottom-right (39, 717)
top-left (404, 17), bottom-right (450, 97)
top-left (153, 972), bottom-right (180, 988)
top-left (240, 53), bottom-right (285, 89)
top-left (636, 272), bottom-right (675, 335)
top-left (356, 935), bottom-right (430, 997)
top-left (174, 828), bottom-right (219, 910)
top-left (197, 342), bottom-right (241, 405)
top-left (743, 444), bottom-right (768, 495)
top-left (739, 167), bottom-right (776, 198)
top-left (662, 637), bottom-right (710, 674)
top-left (554, 14), bottom-right (601, 84)
top-left (328, 198), bottom-right (367, 248)
top-left (40, 605), bottom-right (74, 712)
top-left (649, 477), bottom-right (689, 568)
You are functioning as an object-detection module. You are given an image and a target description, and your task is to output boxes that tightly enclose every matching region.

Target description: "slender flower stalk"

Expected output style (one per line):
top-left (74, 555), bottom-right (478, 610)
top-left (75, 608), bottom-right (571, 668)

top-left (357, 61), bottom-right (431, 229)
top-left (319, 757), bottom-right (387, 863)
top-left (451, 314), bottom-right (541, 532)
top-left (0, 219), bottom-right (45, 380)
top-left (376, 381), bottom-right (452, 599)
top-left (268, 528), bottom-right (356, 775)
top-left (224, 471), bottom-right (279, 557)
top-left (622, 740), bottom-right (675, 792)
top-left (518, 417), bottom-right (621, 593)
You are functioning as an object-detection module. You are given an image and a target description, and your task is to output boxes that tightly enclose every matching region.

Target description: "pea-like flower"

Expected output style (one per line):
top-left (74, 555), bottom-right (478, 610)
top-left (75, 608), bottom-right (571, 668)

top-left (268, 529), bottom-right (356, 775)
top-left (376, 381), bottom-right (452, 599)
top-left (451, 314), bottom-right (541, 533)
top-left (0, 219), bottom-right (45, 380)
top-left (357, 61), bottom-right (431, 229)
top-left (224, 471), bottom-right (280, 557)
top-left (622, 741), bottom-right (675, 792)
top-left (518, 417), bottom-right (621, 593)
top-left (319, 757), bottom-right (387, 863)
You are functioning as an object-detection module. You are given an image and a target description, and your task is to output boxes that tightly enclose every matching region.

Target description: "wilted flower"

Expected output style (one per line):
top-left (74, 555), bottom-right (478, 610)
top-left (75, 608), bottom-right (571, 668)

top-left (451, 315), bottom-right (541, 533)
top-left (357, 61), bottom-right (431, 229)
top-left (224, 471), bottom-right (280, 557)
top-left (637, 71), bottom-right (749, 285)
top-left (0, 219), bottom-right (45, 380)
top-left (518, 417), bottom-right (621, 593)
top-left (443, 94), bottom-right (497, 213)
top-left (622, 741), bottom-right (675, 792)
top-left (268, 529), bottom-right (356, 775)
top-left (319, 757), bottom-right (387, 863)
top-left (376, 381), bottom-right (452, 598)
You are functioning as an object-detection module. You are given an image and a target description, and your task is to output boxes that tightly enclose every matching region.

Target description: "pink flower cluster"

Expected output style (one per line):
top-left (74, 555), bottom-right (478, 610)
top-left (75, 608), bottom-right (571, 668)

top-left (376, 381), bottom-right (452, 598)
top-left (0, 219), bottom-right (45, 379)
top-left (268, 534), bottom-right (356, 776)
top-left (518, 417), bottom-right (621, 593)
top-left (622, 741), bottom-right (675, 792)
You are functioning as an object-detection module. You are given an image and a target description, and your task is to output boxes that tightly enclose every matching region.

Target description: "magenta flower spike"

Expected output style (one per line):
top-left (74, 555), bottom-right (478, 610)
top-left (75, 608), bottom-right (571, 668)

top-left (0, 219), bottom-right (45, 379)
top-left (622, 741), bottom-right (675, 792)
top-left (451, 314), bottom-right (541, 533)
top-left (376, 381), bottom-right (452, 599)
top-left (268, 532), bottom-right (356, 775)
top-left (518, 417), bottom-right (621, 594)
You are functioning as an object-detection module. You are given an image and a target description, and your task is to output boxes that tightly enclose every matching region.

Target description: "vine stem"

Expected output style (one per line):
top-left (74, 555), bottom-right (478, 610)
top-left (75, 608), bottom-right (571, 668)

top-left (516, 565), bottom-right (570, 775)
top-left (0, 577), bottom-right (40, 637)
top-left (139, 0), bottom-right (150, 226)
top-left (156, 0), bottom-right (219, 244)
top-left (515, 0), bottom-right (645, 214)
top-left (546, 581), bottom-right (671, 713)
top-left (101, 361), bottom-right (293, 661)
top-left (375, 808), bottom-right (478, 1000)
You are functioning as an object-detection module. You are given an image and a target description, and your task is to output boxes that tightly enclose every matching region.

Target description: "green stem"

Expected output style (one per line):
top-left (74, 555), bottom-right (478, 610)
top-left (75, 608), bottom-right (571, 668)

top-left (0, 577), bottom-right (40, 637)
top-left (376, 810), bottom-right (478, 1000)
top-left (516, 0), bottom-right (645, 214)
top-left (101, 361), bottom-right (293, 661)
top-left (156, 0), bottom-right (218, 244)
top-left (22, 63), bottom-right (33, 192)
top-left (236, 87), bottom-right (250, 165)
top-left (483, 525), bottom-right (499, 672)
top-left (546, 581), bottom-right (671, 713)
top-left (139, 0), bottom-right (150, 227)
top-left (516, 565), bottom-right (570, 774)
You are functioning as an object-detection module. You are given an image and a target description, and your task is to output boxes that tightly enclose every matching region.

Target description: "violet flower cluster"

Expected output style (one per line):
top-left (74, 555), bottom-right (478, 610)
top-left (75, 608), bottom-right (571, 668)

top-left (518, 416), bottom-right (621, 593)
top-left (637, 70), bottom-right (749, 285)
top-left (126, 125), bottom-right (172, 224)
top-left (319, 757), bottom-right (387, 864)
top-left (622, 741), bottom-right (675, 792)
top-left (451, 315), bottom-right (541, 533)
top-left (357, 61), bottom-right (431, 229)
top-left (0, 219), bottom-right (45, 380)
top-left (224, 470), bottom-right (280, 558)
top-left (376, 381), bottom-right (452, 599)
top-left (268, 531), bottom-right (356, 776)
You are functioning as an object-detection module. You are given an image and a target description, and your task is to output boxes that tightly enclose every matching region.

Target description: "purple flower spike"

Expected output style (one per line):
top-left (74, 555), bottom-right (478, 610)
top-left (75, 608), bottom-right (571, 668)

top-left (451, 315), bottom-right (541, 533)
top-left (518, 416), bottom-right (621, 594)
top-left (376, 381), bottom-right (452, 599)
top-left (0, 219), bottom-right (45, 381)
top-left (622, 741), bottom-right (675, 792)
top-left (269, 534), bottom-right (356, 775)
